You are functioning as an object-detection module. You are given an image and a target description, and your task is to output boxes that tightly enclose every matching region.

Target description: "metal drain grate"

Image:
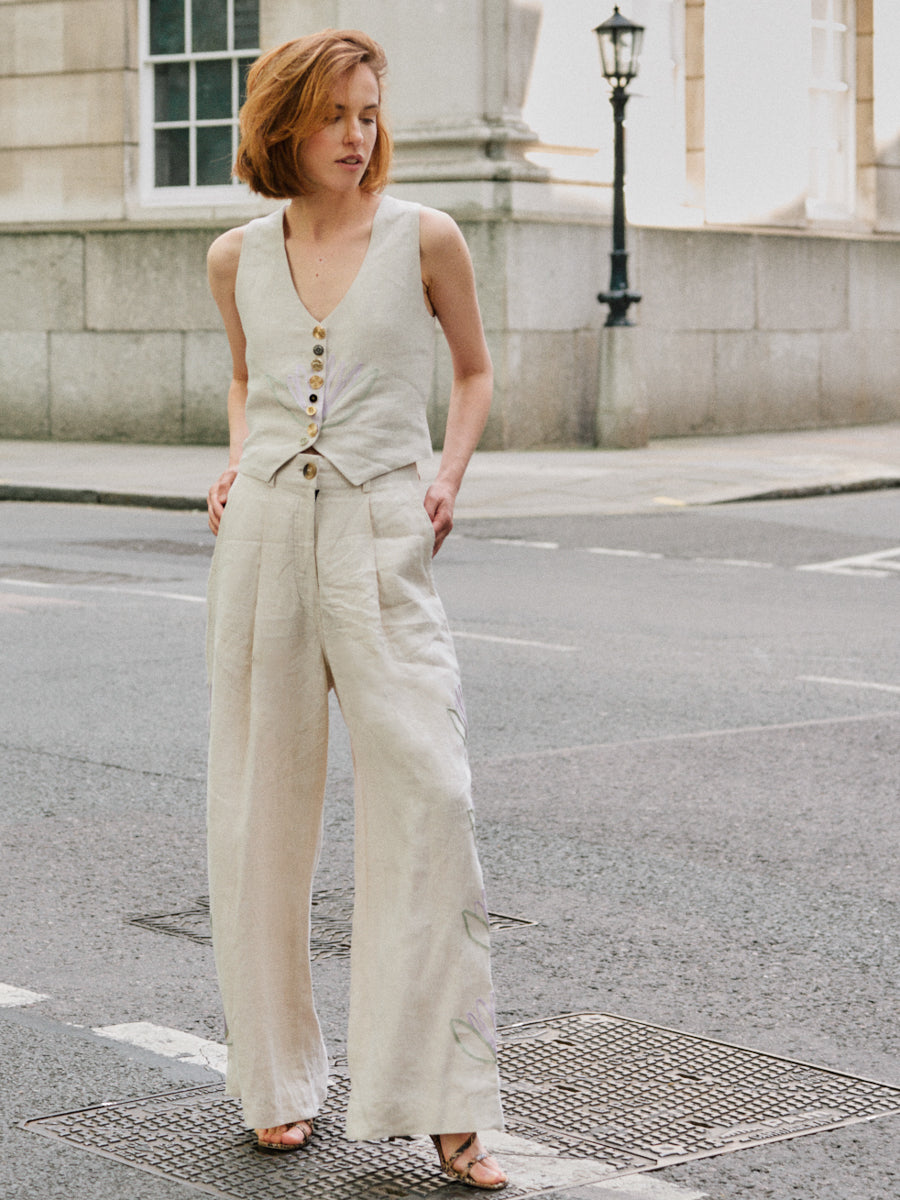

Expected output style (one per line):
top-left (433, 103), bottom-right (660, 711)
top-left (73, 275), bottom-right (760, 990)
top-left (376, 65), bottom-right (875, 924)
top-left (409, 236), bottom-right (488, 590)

top-left (129, 890), bottom-right (536, 961)
top-left (21, 1072), bottom-right (522, 1200)
top-left (497, 1013), bottom-right (900, 1164)
top-left (22, 1013), bottom-right (900, 1198)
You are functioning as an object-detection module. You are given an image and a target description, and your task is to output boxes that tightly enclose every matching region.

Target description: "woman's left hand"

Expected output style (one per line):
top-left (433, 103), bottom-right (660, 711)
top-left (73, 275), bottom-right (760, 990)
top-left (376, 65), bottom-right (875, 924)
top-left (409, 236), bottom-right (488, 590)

top-left (424, 481), bottom-right (456, 556)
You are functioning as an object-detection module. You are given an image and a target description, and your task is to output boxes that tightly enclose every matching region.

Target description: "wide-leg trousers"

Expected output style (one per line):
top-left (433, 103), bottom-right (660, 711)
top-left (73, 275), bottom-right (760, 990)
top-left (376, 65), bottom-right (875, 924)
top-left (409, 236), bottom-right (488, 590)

top-left (206, 453), bottom-right (504, 1140)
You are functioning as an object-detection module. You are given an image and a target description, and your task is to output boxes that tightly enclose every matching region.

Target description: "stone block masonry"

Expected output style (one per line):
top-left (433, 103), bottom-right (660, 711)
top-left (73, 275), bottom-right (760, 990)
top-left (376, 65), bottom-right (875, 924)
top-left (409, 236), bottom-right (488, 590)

top-left (2, 217), bottom-right (900, 446)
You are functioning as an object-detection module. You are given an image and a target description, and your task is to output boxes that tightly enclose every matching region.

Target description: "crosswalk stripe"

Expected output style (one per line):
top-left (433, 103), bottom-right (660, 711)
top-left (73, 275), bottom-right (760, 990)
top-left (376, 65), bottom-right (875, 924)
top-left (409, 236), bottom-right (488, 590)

top-left (93, 1021), bottom-right (227, 1073)
top-left (0, 983), bottom-right (49, 1007)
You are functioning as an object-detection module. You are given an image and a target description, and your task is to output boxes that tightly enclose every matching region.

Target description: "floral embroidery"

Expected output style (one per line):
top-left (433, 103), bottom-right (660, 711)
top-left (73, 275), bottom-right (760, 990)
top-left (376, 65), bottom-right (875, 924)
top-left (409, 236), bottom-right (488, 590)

top-left (462, 896), bottom-right (491, 950)
top-left (450, 994), bottom-right (499, 1064)
top-left (448, 680), bottom-right (468, 743)
top-left (268, 355), bottom-right (378, 426)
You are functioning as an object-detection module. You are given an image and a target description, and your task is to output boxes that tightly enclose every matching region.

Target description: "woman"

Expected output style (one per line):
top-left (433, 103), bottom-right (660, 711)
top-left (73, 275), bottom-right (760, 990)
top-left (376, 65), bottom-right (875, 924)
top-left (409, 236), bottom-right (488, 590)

top-left (204, 29), bottom-right (507, 1191)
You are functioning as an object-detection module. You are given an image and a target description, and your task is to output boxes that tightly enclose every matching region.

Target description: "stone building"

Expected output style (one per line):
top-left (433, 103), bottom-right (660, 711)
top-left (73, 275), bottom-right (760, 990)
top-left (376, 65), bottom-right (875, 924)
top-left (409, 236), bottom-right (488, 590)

top-left (2, 0), bottom-right (899, 448)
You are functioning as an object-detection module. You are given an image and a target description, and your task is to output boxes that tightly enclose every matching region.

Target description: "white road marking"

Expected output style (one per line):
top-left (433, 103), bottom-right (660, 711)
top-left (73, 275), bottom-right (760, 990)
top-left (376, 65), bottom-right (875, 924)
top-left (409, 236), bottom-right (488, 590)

top-left (489, 538), bottom-right (560, 550)
top-left (798, 675), bottom-right (900, 696)
top-left (93, 1022), bottom-right (227, 1073)
top-left (797, 547), bottom-right (900, 578)
top-left (0, 983), bottom-right (49, 1007)
top-left (489, 709), bottom-right (900, 765)
top-left (587, 547), bottom-right (664, 559)
top-left (0, 578), bottom-right (205, 603)
top-left (586, 549), bottom-right (771, 569)
top-left (452, 630), bottom-right (576, 653)
top-left (0, 592), bottom-right (82, 613)
top-left (593, 1176), bottom-right (709, 1199)
top-left (690, 557), bottom-right (774, 569)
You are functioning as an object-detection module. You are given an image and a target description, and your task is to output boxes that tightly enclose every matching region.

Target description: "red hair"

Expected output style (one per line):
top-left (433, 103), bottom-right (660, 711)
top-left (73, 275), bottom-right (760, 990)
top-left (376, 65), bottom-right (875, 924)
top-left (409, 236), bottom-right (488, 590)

top-left (235, 29), bottom-right (392, 198)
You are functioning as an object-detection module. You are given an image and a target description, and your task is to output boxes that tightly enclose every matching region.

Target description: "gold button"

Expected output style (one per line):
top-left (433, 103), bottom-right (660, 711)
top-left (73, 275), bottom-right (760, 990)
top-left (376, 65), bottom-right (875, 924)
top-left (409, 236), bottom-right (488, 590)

top-left (306, 405), bottom-right (317, 416)
top-left (303, 462), bottom-right (317, 479)
top-left (307, 422), bottom-right (319, 437)
top-left (308, 375), bottom-right (324, 389)
top-left (313, 325), bottom-right (326, 340)
top-left (310, 360), bottom-right (322, 371)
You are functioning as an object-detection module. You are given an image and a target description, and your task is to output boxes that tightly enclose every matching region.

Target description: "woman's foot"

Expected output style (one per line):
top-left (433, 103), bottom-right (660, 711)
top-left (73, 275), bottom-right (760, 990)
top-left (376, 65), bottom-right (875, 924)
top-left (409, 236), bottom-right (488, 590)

top-left (430, 1132), bottom-right (508, 1190)
top-left (254, 1118), bottom-right (314, 1154)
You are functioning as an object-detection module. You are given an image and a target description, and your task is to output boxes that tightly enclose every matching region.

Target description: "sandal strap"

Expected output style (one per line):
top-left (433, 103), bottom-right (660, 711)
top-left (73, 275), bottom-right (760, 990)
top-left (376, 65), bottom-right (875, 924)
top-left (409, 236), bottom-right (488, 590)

top-left (446, 1132), bottom-right (478, 1171)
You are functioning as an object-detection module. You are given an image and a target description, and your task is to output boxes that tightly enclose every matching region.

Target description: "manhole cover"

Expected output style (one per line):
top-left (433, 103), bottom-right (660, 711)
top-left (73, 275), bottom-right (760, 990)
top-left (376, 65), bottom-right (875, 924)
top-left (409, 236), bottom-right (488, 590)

top-left (21, 1071), bottom-right (524, 1200)
top-left (498, 1013), bottom-right (900, 1161)
top-left (129, 891), bottom-right (535, 961)
top-left (21, 1014), bottom-right (900, 1198)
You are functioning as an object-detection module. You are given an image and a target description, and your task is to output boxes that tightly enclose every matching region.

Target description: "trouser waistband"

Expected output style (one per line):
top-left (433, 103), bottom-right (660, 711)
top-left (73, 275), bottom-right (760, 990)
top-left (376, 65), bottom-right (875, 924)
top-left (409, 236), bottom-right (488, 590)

top-left (265, 455), bottom-right (419, 495)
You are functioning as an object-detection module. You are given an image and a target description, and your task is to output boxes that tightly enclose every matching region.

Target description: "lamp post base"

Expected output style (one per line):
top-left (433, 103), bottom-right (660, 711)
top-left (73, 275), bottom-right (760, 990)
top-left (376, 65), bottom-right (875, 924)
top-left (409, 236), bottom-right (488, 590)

top-left (598, 288), bottom-right (642, 327)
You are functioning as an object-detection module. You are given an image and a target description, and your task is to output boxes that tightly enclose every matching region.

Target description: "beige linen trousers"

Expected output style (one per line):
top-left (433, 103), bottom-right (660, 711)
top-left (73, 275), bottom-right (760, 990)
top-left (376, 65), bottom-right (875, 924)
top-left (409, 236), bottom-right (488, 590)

top-left (206, 454), bottom-right (504, 1140)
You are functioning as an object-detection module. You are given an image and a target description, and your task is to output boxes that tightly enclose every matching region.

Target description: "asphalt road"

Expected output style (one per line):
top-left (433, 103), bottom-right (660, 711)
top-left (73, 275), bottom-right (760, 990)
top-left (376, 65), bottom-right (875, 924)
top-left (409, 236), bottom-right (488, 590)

top-left (1, 490), bottom-right (898, 1200)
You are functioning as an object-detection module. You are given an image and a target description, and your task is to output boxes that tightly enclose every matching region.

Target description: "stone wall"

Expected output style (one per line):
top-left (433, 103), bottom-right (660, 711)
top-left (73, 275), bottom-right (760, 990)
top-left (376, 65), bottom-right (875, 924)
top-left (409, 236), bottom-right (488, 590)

top-left (3, 214), bottom-right (898, 447)
top-left (0, 229), bottom-right (229, 443)
top-left (634, 227), bottom-right (900, 436)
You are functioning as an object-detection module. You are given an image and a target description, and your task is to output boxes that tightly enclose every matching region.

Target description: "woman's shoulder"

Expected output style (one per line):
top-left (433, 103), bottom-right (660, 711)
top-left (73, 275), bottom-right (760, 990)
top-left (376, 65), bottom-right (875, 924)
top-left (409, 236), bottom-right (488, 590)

top-left (207, 226), bottom-right (245, 288)
top-left (207, 207), bottom-right (283, 281)
top-left (378, 194), bottom-right (457, 236)
top-left (417, 205), bottom-right (468, 265)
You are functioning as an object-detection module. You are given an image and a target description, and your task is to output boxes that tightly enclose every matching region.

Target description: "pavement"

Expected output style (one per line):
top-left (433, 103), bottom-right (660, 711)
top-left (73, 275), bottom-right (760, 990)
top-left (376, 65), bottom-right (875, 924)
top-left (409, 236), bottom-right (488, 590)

top-left (1, 421), bottom-right (900, 519)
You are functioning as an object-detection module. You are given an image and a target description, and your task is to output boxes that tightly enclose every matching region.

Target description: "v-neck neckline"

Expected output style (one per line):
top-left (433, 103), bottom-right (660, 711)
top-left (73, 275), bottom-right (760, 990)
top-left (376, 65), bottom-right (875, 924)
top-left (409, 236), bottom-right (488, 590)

top-left (280, 197), bottom-right (385, 326)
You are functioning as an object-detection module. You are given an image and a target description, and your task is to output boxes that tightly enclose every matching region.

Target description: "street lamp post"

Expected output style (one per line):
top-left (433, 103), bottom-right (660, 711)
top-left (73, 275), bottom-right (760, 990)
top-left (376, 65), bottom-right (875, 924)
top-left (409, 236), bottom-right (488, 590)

top-left (594, 6), bottom-right (644, 327)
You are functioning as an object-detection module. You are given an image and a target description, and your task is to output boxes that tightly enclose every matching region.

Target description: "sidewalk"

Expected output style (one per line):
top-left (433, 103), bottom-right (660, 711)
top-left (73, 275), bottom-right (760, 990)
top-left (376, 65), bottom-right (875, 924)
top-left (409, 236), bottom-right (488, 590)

top-left (1, 422), bottom-right (899, 518)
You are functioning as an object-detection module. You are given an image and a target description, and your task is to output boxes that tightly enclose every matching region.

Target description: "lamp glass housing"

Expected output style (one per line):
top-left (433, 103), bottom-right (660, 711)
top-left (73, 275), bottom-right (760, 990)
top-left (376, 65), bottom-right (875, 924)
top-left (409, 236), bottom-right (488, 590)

top-left (594, 6), bottom-right (644, 86)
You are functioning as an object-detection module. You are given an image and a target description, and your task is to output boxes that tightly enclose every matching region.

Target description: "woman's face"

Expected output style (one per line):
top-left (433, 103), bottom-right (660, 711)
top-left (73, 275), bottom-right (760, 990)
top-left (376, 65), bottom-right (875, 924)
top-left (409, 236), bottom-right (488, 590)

top-left (298, 64), bottom-right (380, 193)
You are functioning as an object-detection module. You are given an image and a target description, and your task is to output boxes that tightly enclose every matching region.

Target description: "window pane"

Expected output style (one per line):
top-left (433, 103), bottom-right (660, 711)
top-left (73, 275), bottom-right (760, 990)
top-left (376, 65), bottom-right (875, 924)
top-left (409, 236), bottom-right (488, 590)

top-left (154, 62), bottom-right (190, 122)
top-left (156, 127), bottom-right (190, 186)
top-left (196, 58), bottom-right (232, 119)
top-left (196, 125), bottom-right (234, 184)
top-left (191, 0), bottom-right (227, 52)
top-left (233, 0), bottom-right (259, 49)
top-left (150, 0), bottom-right (185, 55)
top-left (238, 56), bottom-right (254, 107)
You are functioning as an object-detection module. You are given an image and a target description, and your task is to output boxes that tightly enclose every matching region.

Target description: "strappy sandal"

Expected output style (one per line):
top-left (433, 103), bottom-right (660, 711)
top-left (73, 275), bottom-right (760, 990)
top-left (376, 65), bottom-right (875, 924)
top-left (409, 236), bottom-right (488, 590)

top-left (430, 1133), bottom-right (508, 1190)
top-left (255, 1118), bottom-right (314, 1154)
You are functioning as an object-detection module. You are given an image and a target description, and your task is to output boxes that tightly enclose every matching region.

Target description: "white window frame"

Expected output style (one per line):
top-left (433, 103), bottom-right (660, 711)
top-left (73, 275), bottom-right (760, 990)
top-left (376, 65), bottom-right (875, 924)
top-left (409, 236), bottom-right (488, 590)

top-left (139, 0), bottom-right (260, 206)
top-left (808, 0), bottom-right (856, 221)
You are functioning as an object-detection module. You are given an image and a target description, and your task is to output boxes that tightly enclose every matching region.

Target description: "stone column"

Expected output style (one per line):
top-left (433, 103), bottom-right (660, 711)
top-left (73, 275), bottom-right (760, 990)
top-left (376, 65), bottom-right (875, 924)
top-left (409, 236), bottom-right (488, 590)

top-left (872, 0), bottom-right (900, 231)
top-left (263, 0), bottom-right (546, 188)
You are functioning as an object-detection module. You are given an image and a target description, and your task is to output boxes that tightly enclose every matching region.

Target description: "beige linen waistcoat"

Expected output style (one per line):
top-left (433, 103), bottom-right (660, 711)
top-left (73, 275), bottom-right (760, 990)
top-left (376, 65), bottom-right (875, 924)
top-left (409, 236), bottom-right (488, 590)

top-left (234, 194), bottom-right (436, 487)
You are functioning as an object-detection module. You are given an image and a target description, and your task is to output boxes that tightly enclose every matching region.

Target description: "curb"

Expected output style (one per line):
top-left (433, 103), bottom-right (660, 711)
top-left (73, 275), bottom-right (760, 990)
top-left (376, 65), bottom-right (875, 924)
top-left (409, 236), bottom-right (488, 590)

top-left (711, 477), bottom-right (900, 505)
top-left (1, 475), bottom-right (898, 515)
top-left (0, 485), bottom-right (207, 511)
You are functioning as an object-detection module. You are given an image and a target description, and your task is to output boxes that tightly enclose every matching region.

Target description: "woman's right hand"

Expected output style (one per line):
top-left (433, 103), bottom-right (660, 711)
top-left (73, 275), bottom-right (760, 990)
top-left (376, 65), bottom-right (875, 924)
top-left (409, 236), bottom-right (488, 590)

top-left (208, 467), bottom-right (239, 535)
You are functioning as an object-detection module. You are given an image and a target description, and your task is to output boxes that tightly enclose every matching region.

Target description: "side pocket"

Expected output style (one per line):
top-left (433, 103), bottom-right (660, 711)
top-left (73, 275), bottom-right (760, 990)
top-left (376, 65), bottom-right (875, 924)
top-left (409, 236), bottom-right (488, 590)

top-left (368, 484), bottom-right (445, 661)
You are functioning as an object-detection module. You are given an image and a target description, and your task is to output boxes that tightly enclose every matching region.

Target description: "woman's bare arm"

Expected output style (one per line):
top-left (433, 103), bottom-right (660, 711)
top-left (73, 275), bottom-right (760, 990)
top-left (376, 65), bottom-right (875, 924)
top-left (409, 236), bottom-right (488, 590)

top-left (207, 227), bottom-right (248, 535)
top-left (420, 207), bottom-right (492, 554)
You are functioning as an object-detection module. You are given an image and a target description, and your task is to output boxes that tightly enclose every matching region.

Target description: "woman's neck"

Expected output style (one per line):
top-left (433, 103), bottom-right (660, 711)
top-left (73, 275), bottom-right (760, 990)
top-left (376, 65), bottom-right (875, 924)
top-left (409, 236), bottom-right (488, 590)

top-left (285, 189), bottom-right (379, 243)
